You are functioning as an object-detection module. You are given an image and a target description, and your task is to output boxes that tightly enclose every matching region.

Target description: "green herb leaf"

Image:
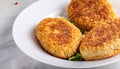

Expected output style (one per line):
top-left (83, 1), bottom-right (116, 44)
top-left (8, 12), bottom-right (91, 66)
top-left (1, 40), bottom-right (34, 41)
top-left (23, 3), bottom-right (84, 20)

top-left (68, 53), bottom-right (83, 61)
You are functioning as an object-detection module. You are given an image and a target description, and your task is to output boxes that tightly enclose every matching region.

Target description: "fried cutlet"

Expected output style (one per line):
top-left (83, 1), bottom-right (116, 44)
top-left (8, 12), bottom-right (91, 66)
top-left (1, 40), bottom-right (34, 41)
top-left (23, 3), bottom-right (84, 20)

top-left (67, 0), bottom-right (117, 31)
top-left (35, 18), bottom-right (82, 58)
top-left (80, 20), bottom-right (120, 60)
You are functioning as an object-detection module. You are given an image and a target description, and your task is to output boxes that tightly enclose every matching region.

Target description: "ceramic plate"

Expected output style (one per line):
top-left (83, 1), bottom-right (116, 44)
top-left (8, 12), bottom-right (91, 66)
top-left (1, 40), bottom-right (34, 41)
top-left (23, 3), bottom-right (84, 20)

top-left (13, 0), bottom-right (120, 68)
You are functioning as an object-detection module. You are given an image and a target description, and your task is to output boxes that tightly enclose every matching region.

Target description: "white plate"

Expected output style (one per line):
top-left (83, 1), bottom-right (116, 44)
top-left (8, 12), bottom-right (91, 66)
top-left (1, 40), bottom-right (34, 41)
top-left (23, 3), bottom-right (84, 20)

top-left (12, 0), bottom-right (120, 68)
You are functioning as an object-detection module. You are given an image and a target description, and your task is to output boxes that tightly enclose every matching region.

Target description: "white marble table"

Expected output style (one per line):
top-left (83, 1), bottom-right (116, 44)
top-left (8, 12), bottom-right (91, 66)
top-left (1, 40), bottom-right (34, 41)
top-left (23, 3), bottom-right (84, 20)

top-left (0, 0), bottom-right (120, 69)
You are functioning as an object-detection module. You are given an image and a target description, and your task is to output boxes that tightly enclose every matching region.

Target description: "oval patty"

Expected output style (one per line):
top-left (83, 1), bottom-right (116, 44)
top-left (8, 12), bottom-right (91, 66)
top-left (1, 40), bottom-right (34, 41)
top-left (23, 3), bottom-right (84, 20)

top-left (67, 0), bottom-right (117, 31)
top-left (35, 18), bottom-right (82, 58)
top-left (80, 20), bottom-right (120, 60)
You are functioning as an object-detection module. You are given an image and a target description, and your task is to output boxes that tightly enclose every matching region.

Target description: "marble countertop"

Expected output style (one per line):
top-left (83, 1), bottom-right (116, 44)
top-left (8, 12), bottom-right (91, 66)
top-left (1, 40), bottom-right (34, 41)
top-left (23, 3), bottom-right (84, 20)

top-left (0, 0), bottom-right (120, 69)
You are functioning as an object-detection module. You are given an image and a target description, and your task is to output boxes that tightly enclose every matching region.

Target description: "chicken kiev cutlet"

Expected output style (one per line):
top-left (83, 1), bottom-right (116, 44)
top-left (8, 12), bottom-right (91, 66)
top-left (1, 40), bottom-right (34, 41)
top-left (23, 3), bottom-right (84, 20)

top-left (35, 18), bottom-right (82, 58)
top-left (67, 0), bottom-right (117, 31)
top-left (80, 20), bottom-right (120, 60)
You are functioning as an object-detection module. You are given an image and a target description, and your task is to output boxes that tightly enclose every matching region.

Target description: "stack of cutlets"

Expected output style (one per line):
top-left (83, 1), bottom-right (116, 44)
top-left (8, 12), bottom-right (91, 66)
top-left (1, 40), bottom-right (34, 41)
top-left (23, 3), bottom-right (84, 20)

top-left (67, 0), bottom-right (120, 60)
top-left (35, 0), bottom-right (120, 61)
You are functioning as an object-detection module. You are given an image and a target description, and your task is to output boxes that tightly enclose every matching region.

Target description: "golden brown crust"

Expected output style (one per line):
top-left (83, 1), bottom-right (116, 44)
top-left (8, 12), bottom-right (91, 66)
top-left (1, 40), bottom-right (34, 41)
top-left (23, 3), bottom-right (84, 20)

top-left (80, 20), bottom-right (120, 60)
top-left (35, 18), bottom-right (82, 58)
top-left (67, 0), bottom-right (117, 30)
top-left (49, 20), bottom-right (72, 45)
top-left (113, 18), bottom-right (120, 31)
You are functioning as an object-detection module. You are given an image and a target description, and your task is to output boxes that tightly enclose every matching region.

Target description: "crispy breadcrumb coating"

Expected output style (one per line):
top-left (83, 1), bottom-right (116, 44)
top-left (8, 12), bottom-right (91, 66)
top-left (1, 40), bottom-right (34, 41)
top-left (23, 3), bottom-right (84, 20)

top-left (67, 0), bottom-right (117, 31)
top-left (35, 18), bottom-right (82, 58)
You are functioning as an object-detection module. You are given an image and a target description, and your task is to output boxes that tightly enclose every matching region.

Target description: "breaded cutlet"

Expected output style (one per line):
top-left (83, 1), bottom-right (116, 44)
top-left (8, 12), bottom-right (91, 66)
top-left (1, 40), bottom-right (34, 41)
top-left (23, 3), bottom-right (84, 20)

top-left (67, 0), bottom-right (117, 31)
top-left (80, 20), bottom-right (120, 60)
top-left (35, 18), bottom-right (82, 58)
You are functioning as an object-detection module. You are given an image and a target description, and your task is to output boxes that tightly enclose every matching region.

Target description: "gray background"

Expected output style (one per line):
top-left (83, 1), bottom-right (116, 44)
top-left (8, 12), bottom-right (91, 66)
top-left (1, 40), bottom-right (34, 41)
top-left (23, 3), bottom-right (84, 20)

top-left (0, 0), bottom-right (120, 69)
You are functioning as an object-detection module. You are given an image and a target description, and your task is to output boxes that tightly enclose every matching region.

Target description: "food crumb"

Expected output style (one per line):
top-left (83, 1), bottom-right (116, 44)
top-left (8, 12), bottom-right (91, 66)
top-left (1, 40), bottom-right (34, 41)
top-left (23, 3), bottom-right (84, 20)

top-left (15, 2), bottom-right (18, 5)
